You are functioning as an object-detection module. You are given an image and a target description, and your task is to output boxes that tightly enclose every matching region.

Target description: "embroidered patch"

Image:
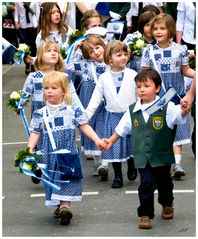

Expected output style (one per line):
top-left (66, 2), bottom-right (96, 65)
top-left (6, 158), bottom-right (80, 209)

top-left (133, 119), bottom-right (139, 127)
top-left (152, 116), bottom-right (163, 130)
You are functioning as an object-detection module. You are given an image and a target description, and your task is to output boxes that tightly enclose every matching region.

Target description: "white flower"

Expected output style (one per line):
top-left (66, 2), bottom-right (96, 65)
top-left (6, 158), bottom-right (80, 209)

top-left (18, 43), bottom-right (29, 52)
top-left (10, 91), bottom-right (21, 100)
top-left (22, 162), bottom-right (32, 171)
top-left (135, 39), bottom-right (145, 49)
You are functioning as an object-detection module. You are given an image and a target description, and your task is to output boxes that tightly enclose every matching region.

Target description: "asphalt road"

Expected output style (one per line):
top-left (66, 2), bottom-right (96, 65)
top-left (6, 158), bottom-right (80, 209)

top-left (2, 64), bottom-right (196, 237)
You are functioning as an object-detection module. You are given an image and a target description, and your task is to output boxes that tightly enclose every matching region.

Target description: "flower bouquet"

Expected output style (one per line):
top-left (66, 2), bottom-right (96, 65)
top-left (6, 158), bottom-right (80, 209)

top-left (14, 43), bottom-right (31, 64)
top-left (128, 36), bottom-right (147, 57)
top-left (68, 29), bottom-right (85, 46)
top-left (7, 90), bottom-right (30, 114)
top-left (14, 147), bottom-right (41, 173)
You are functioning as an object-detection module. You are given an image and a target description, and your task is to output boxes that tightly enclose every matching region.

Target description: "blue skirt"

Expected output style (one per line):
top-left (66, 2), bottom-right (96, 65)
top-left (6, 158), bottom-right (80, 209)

top-left (101, 111), bottom-right (132, 162)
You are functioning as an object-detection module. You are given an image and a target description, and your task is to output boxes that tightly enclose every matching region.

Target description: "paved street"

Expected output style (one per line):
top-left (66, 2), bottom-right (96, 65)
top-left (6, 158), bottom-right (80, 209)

top-left (2, 64), bottom-right (196, 237)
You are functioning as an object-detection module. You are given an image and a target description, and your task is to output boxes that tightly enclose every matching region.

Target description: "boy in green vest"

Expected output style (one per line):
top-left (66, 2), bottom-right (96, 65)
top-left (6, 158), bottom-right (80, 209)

top-left (103, 68), bottom-right (189, 229)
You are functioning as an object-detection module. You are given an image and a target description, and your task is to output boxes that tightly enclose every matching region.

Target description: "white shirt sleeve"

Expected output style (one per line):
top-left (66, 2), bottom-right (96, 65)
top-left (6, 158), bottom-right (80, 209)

top-left (115, 109), bottom-right (132, 137)
top-left (166, 102), bottom-right (187, 129)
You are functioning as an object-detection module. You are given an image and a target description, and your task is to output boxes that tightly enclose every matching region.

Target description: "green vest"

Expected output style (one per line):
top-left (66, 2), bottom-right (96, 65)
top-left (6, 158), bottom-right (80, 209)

top-left (129, 103), bottom-right (176, 168)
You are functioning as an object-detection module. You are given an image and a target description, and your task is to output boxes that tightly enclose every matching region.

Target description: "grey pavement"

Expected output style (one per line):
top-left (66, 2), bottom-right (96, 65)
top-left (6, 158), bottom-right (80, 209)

top-left (2, 64), bottom-right (196, 237)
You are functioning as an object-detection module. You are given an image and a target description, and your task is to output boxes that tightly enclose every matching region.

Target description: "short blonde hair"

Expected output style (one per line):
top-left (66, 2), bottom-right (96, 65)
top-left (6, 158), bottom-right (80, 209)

top-left (34, 40), bottom-right (64, 72)
top-left (81, 36), bottom-right (105, 60)
top-left (104, 40), bottom-right (129, 65)
top-left (43, 71), bottom-right (72, 105)
top-left (150, 13), bottom-right (176, 40)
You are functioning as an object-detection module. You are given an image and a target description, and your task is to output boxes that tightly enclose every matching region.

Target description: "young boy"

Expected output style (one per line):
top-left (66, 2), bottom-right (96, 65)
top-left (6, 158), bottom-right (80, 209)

top-left (103, 68), bottom-right (188, 229)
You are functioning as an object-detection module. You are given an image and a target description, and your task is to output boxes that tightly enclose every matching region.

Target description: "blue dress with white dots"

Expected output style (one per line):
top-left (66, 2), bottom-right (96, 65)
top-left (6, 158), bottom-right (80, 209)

top-left (29, 104), bottom-right (88, 207)
top-left (141, 42), bottom-right (190, 144)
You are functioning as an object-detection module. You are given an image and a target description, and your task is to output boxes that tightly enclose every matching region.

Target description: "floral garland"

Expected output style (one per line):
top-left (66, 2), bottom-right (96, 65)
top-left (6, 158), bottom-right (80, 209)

top-left (14, 43), bottom-right (31, 64)
top-left (7, 90), bottom-right (30, 114)
top-left (14, 147), bottom-right (41, 173)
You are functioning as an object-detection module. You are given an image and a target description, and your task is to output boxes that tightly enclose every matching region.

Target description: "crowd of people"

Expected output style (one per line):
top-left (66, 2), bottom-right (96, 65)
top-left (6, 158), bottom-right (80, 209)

top-left (2, 2), bottom-right (196, 230)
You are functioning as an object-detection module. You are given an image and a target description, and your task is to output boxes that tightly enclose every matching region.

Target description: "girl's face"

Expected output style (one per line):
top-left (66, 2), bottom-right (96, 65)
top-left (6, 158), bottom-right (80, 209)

top-left (50, 5), bottom-right (61, 24)
top-left (43, 46), bottom-right (59, 66)
top-left (110, 51), bottom-right (129, 72)
top-left (44, 83), bottom-right (64, 105)
top-left (87, 17), bottom-right (102, 30)
top-left (136, 78), bottom-right (160, 104)
top-left (88, 44), bottom-right (104, 62)
top-left (152, 20), bottom-right (169, 46)
top-left (143, 22), bottom-right (152, 39)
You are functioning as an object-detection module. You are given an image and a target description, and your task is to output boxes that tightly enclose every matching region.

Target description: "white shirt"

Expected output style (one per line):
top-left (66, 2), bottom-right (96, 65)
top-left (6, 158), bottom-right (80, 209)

top-left (176, 2), bottom-right (196, 45)
top-left (115, 96), bottom-right (187, 137)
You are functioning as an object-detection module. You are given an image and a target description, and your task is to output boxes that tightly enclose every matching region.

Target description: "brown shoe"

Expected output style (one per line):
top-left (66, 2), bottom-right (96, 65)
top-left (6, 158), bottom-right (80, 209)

top-left (161, 206), bottom-right (174, 219)
top-left (59, 207), bottom-right (73, 225)
top-left (53, 205), bottom-right (60, 218)
top-left (139, 216), bottom-right (152, 229)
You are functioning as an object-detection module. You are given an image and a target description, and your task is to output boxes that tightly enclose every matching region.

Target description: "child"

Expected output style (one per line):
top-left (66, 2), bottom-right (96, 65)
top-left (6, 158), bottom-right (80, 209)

top-left (25, 2), bottom-right (73, 67)
top-left (86, 40), bottom-right (137, 187)
top-left (36, 2), bottom-right (73, 49)
top-left (74, 36), bottom-right (108, 175)
top-left (104, 68), bottom-right (188, 229)
top-left (18, 40), bottom-right (83, 183)
top-left (124, 10), bottom-right (157, 73)
top-left (141, 13), bottom-right (195, 179)
top-left (27, 71), bottom-right (105, 225)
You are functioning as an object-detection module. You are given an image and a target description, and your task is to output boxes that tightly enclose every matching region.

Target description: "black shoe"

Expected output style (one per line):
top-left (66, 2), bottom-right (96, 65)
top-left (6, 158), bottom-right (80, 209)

top-left (111, 176), bottom-right (123, 188)
top-left (127, 168), bottom-right (137, 181)
top-left (31, 169), bottom-right (42, 184)
top-left (59, 207), bottom-right (73, 225)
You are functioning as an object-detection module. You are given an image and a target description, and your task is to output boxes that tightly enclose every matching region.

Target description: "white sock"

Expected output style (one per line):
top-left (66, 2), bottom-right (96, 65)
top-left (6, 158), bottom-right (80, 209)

top-left (93, 155), bottom-right (101, 165)
top-left (174, 154), bottom-right (182, 164)
top-left (102, 160), bottom-right (109, 168)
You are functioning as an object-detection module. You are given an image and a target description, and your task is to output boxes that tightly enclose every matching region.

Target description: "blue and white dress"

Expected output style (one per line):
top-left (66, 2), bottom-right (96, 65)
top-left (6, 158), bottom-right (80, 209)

top-left (141, 42), bottom-right (190, 145)
top-left (29, 103), bottom-right (88, 207)
top-left (75, 60), bottom-right (107, 156)
top-left (86, 67), bottom-right (137, 162)
top-left (21, 70), bottom-right (84, 117)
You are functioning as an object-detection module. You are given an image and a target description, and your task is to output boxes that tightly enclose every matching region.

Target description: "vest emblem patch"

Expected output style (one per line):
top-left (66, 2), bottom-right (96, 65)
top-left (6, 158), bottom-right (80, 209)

top-left (134, 118), bottom-right (139, 127)
top-left (152, 116), bottom-right (163, 130)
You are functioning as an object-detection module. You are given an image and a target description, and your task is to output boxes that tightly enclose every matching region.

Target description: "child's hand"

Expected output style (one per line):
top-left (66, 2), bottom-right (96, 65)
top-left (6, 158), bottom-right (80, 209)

top-left (102, 138), bottom-right (113, 150)
top-left (24, 55), bottom-right (33, 64)
top-left (96, 139), bottom-right (107, 151)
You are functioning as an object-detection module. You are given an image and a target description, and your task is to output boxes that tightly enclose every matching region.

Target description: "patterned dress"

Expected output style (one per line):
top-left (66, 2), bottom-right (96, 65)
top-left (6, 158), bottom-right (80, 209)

top-left (29, 103), bottom-right (88, 207)
top-left (141, 42), bottom-right (190, 144)
top-left (74, 60), bottom-right (107, 156)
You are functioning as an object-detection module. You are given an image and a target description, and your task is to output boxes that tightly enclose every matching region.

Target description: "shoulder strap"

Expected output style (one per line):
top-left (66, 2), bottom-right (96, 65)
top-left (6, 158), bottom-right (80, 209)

top-left (149, 45), bottom-right (166, 92)
top-left (43, 107), bottom-right (57, 150)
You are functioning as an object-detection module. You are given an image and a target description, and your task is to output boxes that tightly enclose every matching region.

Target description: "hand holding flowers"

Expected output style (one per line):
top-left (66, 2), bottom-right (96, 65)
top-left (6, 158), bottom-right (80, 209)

top-left (14, 43), bottom-right (31, 64)
top-left (14, 147), bottom-right (41, 173)
top-left (7, 90), bottom-right (30, 114)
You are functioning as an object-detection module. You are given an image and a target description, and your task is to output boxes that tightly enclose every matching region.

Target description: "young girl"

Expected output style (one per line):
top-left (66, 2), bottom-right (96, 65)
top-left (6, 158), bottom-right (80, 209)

top-left (141, 13), bottom-right (195, 179)
top-left (86, 40), bottom-right (137, 188)
top-left (104, 68), bottom-right (188, 229)
top-left (27, 71), bottom-right (105, 225)
top-left (36, 2), bottom-right (73, 49)
top-left (18, 40), bottom-right (83, 183)
top-left (124, 10), bottom-right (157, 73)
top-left (73, 36), bottom-right (108, 175)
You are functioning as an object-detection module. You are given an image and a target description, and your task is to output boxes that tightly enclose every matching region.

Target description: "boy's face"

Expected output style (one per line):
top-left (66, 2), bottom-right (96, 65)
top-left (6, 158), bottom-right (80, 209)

top-left (88, 44), bottom-right (104, 62)
top-left (136, 78), bottom-right (160, 104)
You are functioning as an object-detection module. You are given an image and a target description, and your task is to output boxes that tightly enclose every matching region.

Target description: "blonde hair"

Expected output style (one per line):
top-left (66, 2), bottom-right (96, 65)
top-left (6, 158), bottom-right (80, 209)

top-left (150, 13), bottom-right (176, 40)
top-left (104, 40), bottom-right (129, 65)
top-left (43, 71), bottom-right (72, 105)
top-left (34, 40), bottom-right (64, 71)
top-left (81, 36), bottom-right (105, 59)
